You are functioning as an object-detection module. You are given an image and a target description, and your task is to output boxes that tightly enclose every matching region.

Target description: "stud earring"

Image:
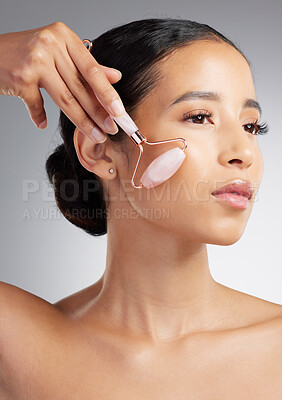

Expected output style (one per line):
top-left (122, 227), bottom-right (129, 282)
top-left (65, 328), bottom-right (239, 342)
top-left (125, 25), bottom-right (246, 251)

top-left (109, 168), bottom-right (114, 174)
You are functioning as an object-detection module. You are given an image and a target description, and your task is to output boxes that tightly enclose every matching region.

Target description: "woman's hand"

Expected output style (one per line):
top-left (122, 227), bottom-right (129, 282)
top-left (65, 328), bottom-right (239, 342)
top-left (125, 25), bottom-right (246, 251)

top-left (0, 21), bottom-right (125, 142)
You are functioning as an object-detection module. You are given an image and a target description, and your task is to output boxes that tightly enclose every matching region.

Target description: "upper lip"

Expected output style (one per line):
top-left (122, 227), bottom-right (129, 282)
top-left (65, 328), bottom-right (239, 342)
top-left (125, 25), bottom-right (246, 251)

top-left (211, 179), bottom-right (254, 200)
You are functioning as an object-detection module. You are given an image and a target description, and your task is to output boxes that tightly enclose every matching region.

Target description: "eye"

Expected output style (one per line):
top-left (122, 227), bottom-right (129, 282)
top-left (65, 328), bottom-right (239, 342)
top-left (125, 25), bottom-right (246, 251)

top-left (183, 110), bottom-right (213, 125)
top-left (243, 120), bottom-right (269, 136)
top-left (183, 111), bottom-right (269, 136)
top-left (244, 122), bottom-right (258, 134)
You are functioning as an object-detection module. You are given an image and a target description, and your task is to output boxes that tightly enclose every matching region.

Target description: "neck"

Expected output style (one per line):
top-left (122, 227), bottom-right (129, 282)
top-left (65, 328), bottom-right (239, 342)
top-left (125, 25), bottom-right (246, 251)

top-left (85, 208), bottom-right (232, 345)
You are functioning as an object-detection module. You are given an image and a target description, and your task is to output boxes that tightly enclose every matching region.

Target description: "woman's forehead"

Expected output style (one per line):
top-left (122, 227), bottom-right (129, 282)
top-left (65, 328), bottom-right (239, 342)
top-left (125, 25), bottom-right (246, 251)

top-left (150, 41), bottom-right (255, 104)
top-left (157, 42), bottom-right (250, 81)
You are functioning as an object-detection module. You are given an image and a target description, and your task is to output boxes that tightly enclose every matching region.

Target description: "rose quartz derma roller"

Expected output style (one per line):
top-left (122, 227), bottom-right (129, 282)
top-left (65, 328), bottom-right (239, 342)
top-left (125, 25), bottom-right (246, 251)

top-left (83, 39), bottom-right (188, 189)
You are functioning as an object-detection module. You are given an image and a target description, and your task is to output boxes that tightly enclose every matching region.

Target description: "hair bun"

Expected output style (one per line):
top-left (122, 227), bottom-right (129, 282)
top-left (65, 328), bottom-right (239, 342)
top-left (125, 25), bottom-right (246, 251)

top-left (46, 143), bottom-right (107, 236)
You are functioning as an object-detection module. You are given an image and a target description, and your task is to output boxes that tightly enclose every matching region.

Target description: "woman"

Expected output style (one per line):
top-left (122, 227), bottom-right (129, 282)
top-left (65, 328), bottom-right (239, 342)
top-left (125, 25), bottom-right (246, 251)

top-left (0, 18), bottom-right (281, 398)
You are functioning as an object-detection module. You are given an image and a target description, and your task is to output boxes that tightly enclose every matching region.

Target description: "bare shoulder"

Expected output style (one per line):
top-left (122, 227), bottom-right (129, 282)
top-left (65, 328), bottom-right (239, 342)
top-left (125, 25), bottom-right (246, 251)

top-left (0, 280), bottom-right (59, 320)
top-left (0, 278), bottom-right (103, 378)
top-left (243, 291), bottom-right (282, 323)
top-left (0, 281), bottom-right (69, 362)
top-left (0, 281), bottom-right (79, 396)
top-left (246, 310), bottom-right (282, 386)
top-left (225, 285), bottom-right (282, 373)
top-left (218, 283), bottom-right (282, 327)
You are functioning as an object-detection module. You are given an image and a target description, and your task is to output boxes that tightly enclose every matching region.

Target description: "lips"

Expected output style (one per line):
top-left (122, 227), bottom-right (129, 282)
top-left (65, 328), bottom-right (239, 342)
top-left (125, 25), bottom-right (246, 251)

top-left (211, 180), bottom-right (254, 200)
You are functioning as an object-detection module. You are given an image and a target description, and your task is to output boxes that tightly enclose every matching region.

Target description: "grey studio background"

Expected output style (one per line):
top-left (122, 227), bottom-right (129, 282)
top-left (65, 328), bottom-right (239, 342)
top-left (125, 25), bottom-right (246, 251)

top-left (0, 0), bottom-right (281, 305)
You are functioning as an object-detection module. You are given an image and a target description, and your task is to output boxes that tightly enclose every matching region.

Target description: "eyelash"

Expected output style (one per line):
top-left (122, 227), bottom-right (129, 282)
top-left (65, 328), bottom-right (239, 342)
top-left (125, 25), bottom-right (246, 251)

top-left (183, 111), bottom-right (270, 136)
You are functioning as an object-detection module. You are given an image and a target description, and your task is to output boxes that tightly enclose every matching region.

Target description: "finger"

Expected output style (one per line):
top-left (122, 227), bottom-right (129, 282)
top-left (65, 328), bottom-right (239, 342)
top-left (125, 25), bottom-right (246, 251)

top-left (20, 85), bottom-right (47, 129)
top-left (54, 47), bottom-right (119, 134)
top-left (40, 65), bottom-right (107, 142)
top-left (100, 65), bottom-right (122, 83)
top-left (65, 38), bottom-right (126, 118)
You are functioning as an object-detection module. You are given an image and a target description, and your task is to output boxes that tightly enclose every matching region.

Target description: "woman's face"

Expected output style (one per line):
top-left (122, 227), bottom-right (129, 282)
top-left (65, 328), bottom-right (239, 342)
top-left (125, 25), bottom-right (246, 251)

top-left (115, 40), bottom-right (264, 245)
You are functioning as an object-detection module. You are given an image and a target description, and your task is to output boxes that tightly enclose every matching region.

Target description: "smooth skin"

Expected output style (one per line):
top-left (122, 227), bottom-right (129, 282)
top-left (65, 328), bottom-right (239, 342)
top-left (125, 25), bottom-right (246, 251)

top-left (0, 37), bottom-right (282, 399)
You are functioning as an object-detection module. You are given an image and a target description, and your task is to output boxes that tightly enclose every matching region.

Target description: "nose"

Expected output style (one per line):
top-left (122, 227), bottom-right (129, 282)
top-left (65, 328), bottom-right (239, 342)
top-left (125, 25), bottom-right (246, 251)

top-left (217, 125), bottom-right (255, 169)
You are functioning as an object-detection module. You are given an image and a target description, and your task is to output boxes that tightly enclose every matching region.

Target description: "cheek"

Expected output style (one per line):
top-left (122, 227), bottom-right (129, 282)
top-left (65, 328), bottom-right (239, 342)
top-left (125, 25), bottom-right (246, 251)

top-left (250, 144), bottom-right (264, 196)
top-left (256, 146), bottom-right (264, 183)
top-left (124, 143), bottom-right (214, 227)
top-left (180, 137), bottom-right (215, 198)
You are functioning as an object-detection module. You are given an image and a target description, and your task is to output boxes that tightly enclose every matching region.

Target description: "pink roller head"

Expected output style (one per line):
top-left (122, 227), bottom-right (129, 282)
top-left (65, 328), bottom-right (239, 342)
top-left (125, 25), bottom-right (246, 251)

top-left (140, 147), bottom-right (186, 189)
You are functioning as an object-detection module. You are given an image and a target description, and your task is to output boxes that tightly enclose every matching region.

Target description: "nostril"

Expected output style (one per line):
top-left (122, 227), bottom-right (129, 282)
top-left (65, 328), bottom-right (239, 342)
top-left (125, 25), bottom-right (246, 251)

top-left (228, 159), bottom-right (242, 164)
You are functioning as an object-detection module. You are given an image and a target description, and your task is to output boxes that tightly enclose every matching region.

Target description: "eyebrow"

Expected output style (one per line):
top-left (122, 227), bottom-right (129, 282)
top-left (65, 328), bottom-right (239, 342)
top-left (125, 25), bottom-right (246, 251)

top-left (167, 91), bottom-right (262, 116)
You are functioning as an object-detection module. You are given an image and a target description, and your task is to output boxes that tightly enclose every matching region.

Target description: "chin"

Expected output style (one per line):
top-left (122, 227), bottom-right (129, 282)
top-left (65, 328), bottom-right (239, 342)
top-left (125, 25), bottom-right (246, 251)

top-left (204, 229), bottom-right (245, 246)
top-left (213, 237), bottom-right (241, 246)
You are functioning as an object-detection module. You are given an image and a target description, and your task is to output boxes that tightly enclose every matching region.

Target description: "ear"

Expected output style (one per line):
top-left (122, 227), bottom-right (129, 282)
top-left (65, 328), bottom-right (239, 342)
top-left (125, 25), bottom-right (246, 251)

top-left (73, 128), bottom-right (117, 180)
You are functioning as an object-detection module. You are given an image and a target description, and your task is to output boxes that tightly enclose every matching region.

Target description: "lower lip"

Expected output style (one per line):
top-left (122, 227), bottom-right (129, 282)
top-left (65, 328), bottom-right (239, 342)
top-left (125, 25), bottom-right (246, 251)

top-left (212, 193), bottom-right (249, 209)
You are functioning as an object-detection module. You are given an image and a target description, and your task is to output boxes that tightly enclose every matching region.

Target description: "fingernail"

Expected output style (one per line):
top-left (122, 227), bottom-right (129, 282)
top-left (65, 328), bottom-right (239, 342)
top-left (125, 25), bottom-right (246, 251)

top-left (112, 69), bottom-right (122, 79)
top-left (104, 116), bottom-right (118, 133)
top-left (39, 119), bottom-right (47, 129)
top-left (91, 126), bottom-right (107, 143)
top-left (110, 99), bottom-right (125, 117)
